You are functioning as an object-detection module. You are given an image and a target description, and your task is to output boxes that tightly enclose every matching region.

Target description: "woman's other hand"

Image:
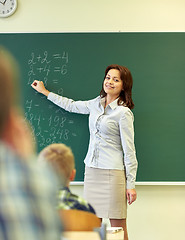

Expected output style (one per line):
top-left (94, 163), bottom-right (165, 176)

top-left (126, 189), bottom-right (137, 205)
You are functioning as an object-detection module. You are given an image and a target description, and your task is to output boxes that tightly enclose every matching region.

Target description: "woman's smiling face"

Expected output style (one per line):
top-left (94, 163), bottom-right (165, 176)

top-left (103, 69), bottom-right (123, 99)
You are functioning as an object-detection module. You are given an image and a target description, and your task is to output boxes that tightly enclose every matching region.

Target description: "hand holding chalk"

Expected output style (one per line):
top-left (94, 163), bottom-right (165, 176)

top-left (31, 80), bottom-right (50, 97)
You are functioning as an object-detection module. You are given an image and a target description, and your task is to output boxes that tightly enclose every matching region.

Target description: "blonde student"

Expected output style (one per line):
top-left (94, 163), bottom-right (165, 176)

top-left (38, 143), bottom-right (96, 214)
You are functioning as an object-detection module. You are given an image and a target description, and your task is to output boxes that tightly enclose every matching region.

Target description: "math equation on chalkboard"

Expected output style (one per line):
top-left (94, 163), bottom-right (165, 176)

top-left (24, 50), bottom-right (77, 150)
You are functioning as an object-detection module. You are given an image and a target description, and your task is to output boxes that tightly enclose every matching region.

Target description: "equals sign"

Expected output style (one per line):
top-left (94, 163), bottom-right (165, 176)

top-left (53, 79), bottom-right (58, 84)
top-left (34, 104), bottom-right (39, 107)
top-left (44, 130), bottom-right (48, 133)
top-left (54, 67), bottom-right (60, 72)
top-left (53, 54), bottom-right (61, 59)
top-left (68, 120), bottom-right (74, 124)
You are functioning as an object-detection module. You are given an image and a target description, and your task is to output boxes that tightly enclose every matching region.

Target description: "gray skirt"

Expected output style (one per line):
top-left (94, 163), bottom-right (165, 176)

top-left (83, 166), bottom-right (127, 219)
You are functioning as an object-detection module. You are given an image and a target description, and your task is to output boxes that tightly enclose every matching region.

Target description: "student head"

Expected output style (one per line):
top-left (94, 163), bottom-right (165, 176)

top-left (38, 143), bottom-right (76, 186)
top-left (0, 46), bottom-right (34, 158)
top-left (0, 47), bottom-right (16, 137)
top-left (100, 64), bottom-right (134, 109)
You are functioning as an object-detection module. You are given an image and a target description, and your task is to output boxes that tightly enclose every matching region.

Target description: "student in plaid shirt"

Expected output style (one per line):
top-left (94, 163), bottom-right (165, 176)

top-left (38, 143), bottom-right (96, 214)
top-left (0, 47), bottom-right (63, 240)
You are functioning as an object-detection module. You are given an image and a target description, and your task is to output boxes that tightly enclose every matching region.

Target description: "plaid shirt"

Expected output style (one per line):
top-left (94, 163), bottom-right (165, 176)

top-left (58, 187), bottom-right (96, 214)
top-left (0, 142), bottom-right (62, 240)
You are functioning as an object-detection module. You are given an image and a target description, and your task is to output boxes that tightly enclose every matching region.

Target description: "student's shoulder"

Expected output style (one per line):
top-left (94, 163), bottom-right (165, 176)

top-left (70, 192), bottom-right (91, 207)
top-left (73, 195), bottom-right (96, 214)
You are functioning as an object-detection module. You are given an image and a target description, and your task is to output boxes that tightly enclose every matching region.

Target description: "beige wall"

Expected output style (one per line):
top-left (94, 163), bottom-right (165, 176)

top-left (1, 0), bottom-right (185, 32)
top-left (1, 1), bottom-right (185, 240)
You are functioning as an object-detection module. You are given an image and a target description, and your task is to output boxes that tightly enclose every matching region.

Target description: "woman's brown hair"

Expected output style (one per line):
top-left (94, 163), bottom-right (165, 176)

top-left (100, 64), bottom-right (134, 109)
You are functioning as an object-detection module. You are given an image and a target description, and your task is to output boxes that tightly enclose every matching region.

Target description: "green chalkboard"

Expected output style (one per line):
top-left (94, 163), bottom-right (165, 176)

top-left (0, 33), bottom-right (185, 182)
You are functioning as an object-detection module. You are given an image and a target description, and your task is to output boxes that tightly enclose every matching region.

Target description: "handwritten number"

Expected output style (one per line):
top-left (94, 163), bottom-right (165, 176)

top-left (26, 50), bottom-right (75, 146)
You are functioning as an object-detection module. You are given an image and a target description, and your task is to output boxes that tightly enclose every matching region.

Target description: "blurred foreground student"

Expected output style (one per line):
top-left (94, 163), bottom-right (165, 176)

top-left (0, 47), bottom-right (62, 240)
top-left (38, 143), bottom-right (96, 214)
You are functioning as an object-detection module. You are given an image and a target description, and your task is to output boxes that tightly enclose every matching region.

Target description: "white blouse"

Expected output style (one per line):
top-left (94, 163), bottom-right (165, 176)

top-left (48, 92), bottom-right (138, 189)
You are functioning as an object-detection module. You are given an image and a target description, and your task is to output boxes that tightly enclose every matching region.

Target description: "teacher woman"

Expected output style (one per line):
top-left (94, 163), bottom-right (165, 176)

top-left (31, 64), bottom-right (138, 240)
